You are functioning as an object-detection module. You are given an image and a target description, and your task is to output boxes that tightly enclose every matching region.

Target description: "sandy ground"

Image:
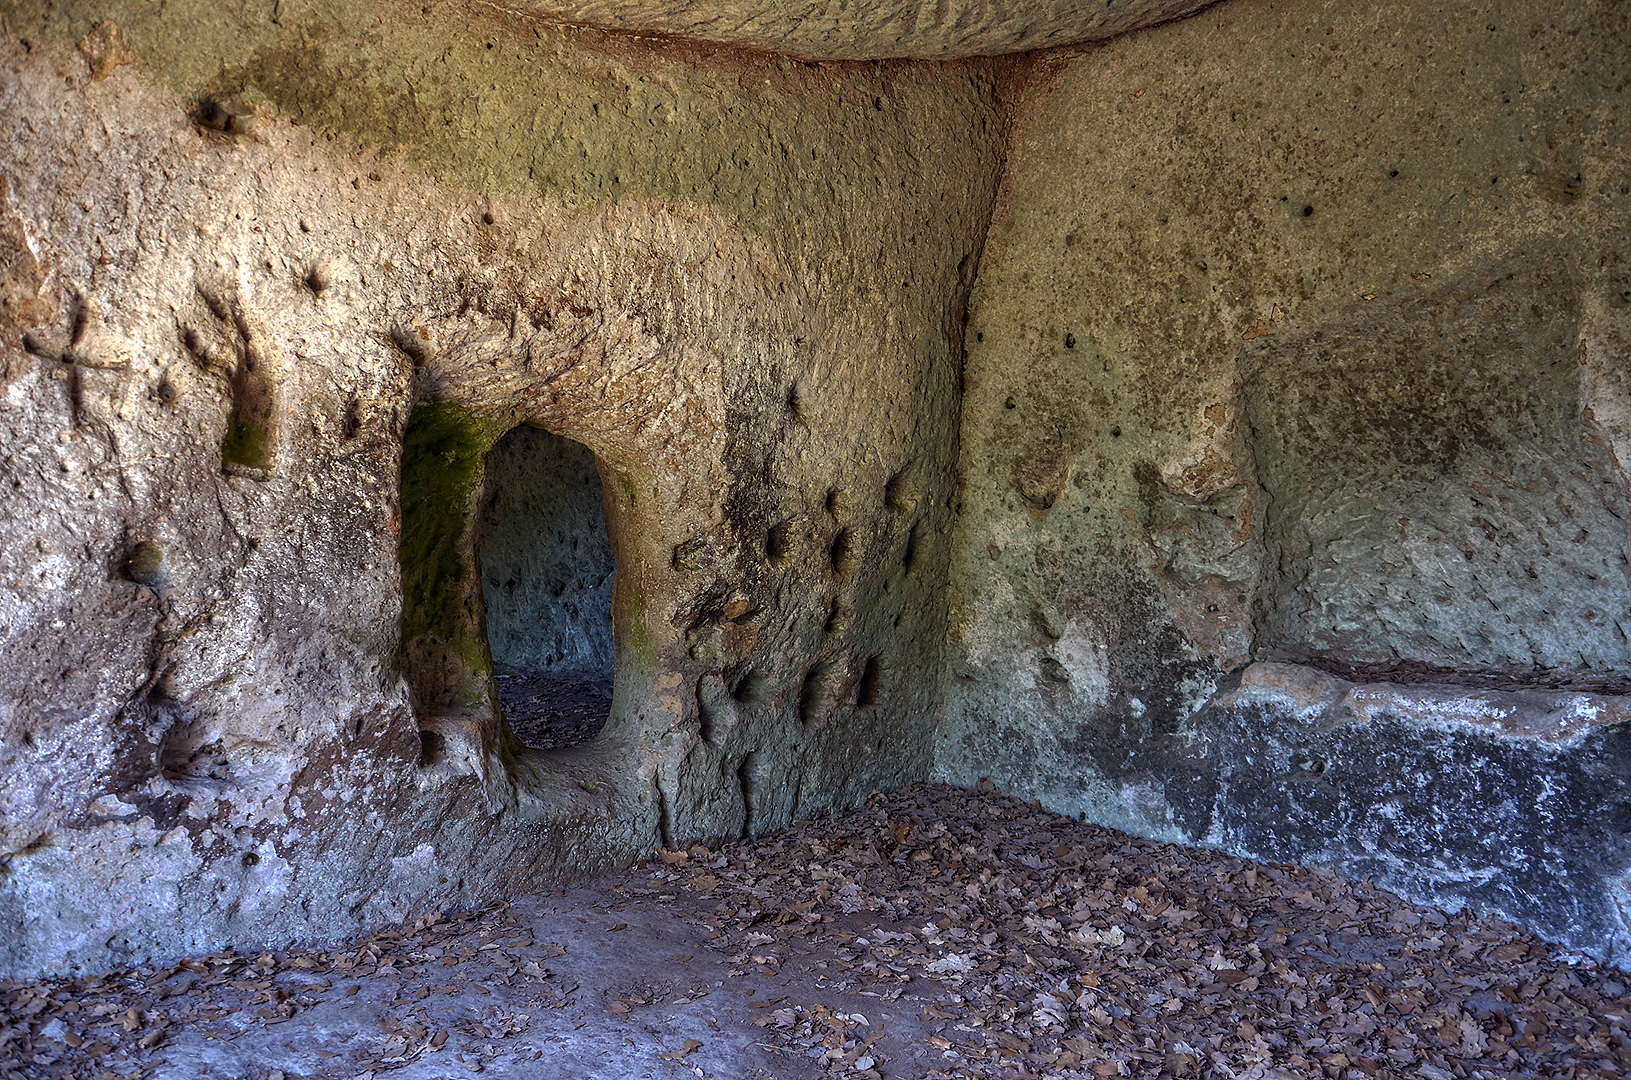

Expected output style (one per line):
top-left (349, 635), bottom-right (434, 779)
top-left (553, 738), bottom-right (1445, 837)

top-left (5, 782), bottom-right (1629, 1079)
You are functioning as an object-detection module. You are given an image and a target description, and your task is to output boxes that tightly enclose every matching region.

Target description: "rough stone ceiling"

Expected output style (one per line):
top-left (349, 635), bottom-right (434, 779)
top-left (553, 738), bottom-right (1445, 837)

top-left (494, 0), bottom-right (1222, 59)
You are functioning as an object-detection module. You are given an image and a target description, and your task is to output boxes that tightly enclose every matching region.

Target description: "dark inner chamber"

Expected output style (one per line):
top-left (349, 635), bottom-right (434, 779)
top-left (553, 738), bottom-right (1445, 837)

top-left (492, 669), bottom-right (614, 750)
top-left (479, 425), bottom-right (617, 750)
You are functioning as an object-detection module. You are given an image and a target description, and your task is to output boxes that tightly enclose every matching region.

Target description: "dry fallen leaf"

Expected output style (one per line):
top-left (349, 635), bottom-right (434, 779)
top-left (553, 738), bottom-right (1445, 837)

top-left (657, 1037), bottom-right (703, 1061)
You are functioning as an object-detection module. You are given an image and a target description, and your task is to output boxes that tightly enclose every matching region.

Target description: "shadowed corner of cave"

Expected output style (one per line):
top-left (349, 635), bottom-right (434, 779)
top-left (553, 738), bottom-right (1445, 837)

top-left (479, 425), bottom-right (617, 752)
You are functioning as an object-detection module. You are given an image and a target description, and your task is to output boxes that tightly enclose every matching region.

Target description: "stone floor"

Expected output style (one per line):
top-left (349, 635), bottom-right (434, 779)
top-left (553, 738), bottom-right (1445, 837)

top-left (5, 783), bottom-right (1630, 1079)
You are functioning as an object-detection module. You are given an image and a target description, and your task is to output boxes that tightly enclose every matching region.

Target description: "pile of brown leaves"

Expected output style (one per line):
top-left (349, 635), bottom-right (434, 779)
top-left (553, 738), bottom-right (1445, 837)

top-left (648, 781), bottom-right (1631, 1079)
top-left (0, 904), bottom-right (559, 1080)
top-left (4, 781), bottom-right (1629, 1079)
top-left (493, 669), bottom-right (612, 749)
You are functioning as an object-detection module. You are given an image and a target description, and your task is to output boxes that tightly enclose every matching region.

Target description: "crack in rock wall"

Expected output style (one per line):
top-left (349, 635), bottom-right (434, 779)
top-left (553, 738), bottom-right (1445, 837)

top-left (939, 0), bottom-right (1631, 965)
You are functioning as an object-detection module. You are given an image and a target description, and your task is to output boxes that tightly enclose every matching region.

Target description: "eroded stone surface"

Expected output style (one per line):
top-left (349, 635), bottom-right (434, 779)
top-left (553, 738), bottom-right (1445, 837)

top-left (0, 0), bottom-right (1000, 976)
top-left (941, 0), bottom-right (1631, 963)
top-left (1245, 258), bottom-right (1629, 679)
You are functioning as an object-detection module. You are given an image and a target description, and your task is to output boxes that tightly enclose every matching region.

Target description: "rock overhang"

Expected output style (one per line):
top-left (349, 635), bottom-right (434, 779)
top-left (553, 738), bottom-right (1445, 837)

top-left (486, 0), bottom-right (1223, 60)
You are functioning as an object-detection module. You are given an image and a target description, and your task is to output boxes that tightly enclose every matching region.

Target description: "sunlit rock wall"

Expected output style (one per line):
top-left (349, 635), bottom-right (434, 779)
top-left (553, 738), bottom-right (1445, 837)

top-left (0, 0), bottom-right (1002, 975)
top-left (940, 0), bottom-right (1631, 964)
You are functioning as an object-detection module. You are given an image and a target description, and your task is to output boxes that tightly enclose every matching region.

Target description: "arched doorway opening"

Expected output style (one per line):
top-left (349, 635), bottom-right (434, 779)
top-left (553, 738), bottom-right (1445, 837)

top-left (477, 425), bottom-right (617, 751)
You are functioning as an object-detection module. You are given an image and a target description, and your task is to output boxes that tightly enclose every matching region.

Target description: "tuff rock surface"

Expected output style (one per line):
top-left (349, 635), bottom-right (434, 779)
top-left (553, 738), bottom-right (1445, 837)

top-left (0, 0), bottom-right (998, 975)
top-left (1, 0), bottom-right (1629, 978)
top-left (940, 0), bottom-right (1631, 965)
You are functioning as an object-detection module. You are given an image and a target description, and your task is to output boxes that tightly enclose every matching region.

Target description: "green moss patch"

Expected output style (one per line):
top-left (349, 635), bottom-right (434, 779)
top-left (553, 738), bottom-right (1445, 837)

top-left (397, 399), bottom-right (503, 710)
top-left (222, 416), bottom-right (272, 474)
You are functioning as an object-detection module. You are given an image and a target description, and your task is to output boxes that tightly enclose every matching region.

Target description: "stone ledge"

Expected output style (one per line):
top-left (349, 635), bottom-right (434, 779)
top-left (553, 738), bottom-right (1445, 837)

top-left (1218, 661), bottom-right (1631, 746)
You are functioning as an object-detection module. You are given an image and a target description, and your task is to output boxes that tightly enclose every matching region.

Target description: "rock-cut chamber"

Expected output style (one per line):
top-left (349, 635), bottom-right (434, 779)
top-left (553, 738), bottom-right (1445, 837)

top-left (478, 425), bottom-right (617, 750)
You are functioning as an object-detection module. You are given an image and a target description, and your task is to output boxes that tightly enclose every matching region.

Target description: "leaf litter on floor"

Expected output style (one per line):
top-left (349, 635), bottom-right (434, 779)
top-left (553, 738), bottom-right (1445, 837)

top-left (4, 781), bottom-right (1629, 1079)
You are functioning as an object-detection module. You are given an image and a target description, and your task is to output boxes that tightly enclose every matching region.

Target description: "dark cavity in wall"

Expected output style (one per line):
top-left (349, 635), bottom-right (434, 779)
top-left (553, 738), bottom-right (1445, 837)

top-left (478, 425), bottom-right (617, 750)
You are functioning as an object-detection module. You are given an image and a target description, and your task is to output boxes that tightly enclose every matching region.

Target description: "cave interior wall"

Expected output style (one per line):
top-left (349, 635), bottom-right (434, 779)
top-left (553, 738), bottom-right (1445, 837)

top-left (0, 0), bottom-right (1628, 975)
